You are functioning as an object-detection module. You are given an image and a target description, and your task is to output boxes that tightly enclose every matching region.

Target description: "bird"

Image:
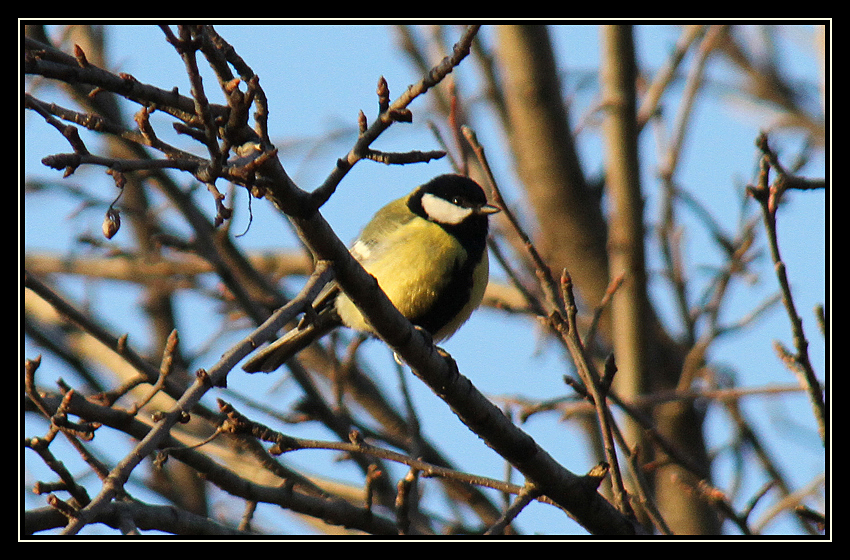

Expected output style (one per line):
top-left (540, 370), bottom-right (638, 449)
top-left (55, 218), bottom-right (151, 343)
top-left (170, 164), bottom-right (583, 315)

top-left (242, 173), bottom-right (500, 373)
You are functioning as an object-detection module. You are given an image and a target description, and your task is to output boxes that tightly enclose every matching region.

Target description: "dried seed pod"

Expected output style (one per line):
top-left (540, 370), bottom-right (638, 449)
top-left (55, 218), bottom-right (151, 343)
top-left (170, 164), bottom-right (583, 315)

top-left (102, 207), bottom-right (121, 239)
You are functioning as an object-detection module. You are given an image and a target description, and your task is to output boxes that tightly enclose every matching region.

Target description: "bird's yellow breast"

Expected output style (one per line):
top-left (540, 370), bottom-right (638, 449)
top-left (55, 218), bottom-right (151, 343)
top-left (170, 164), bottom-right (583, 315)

top-left (335, 216), bottom-right (487, 340)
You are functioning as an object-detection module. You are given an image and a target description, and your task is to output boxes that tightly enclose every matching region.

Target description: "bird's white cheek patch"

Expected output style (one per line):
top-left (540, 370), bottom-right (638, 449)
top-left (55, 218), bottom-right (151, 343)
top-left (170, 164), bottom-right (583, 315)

top-left (421, 193), bottom-right (473, 225)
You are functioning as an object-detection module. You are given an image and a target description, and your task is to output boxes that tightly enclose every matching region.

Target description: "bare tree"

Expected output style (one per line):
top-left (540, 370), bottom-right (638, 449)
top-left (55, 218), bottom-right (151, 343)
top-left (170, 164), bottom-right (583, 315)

top-left (24, 23), bottom-right (827, 537)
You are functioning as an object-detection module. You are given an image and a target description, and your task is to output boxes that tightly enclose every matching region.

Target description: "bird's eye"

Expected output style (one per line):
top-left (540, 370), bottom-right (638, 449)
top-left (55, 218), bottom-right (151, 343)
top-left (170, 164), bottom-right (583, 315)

top-left (452, 196), bottom-right (463, 206)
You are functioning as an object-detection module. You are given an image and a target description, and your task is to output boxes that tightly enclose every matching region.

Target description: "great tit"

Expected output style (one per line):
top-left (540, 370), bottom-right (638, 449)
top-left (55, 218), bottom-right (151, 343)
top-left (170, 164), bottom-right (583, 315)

top-left (242, 174), bottom-right (500, 373)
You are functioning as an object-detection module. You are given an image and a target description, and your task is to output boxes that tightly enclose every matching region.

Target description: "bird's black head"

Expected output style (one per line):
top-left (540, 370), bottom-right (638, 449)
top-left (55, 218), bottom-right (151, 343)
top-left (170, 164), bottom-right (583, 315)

top-left (408, 174), bottom-right (498, 229)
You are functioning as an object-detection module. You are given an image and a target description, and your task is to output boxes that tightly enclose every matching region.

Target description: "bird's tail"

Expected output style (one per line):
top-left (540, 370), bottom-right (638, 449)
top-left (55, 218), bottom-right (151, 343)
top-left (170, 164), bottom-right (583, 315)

top-left (242, 305), bottom-right (340, 373)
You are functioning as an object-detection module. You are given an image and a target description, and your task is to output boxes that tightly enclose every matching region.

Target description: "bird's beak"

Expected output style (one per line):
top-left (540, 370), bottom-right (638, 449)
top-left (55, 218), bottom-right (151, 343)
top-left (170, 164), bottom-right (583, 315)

top-left (477, 203), bottom-right (501, 215)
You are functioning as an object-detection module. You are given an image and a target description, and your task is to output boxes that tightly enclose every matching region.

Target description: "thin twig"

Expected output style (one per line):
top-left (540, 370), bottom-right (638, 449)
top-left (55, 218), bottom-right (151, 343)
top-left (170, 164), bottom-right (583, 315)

top-left (557, 273), bottom-right (632, 517)
top-left (217, 399), bottom-right (556, 505)
top-left (748, 133), bottom-right (825, 445)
